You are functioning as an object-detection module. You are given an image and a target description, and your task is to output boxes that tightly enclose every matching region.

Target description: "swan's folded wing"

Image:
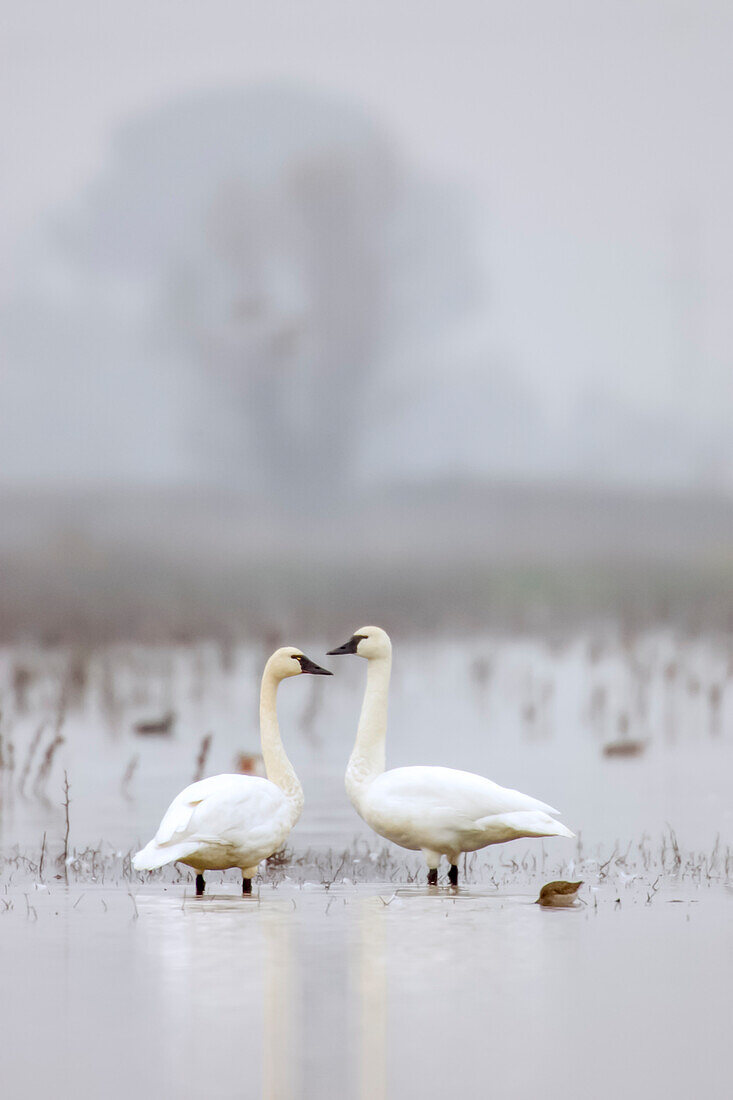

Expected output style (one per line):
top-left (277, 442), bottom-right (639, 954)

top-left (374, 766), bottom-right (559, 820)
top-left (153, 777), bottom-right (222, 846)
top-left (153, 775), bottom-right (284, 847)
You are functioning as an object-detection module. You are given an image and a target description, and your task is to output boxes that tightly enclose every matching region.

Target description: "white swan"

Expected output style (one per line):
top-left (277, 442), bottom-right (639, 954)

top-left (132, 648), bottom-right (331, 895)
top-left (328, 626), bottom-right (574, 885)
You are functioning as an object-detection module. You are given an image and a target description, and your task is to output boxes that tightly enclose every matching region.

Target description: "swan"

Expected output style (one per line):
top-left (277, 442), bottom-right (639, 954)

top-left (132, 647), bottom-right (331, 895)
top-left (327, 626), bottom-right (574, 886)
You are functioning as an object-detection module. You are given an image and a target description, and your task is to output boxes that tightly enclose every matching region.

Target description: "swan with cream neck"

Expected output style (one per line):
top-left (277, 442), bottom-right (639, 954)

top-left (132, 648), bottom-right (331, 895)
top-left (328, 626), bottom-right (574, 886)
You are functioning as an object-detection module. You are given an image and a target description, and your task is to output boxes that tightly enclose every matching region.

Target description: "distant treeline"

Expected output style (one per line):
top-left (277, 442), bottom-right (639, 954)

top-left (1, 481), bottom-right (731, 642)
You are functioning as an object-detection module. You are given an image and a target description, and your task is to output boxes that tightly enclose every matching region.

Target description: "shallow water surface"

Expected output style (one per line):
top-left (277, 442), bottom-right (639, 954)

top-left (1, 631), bottom-right (732, 1098)
top-left (2, 630), bottom-right (732, 859)
top-left (1, 880), bottom-right (730, 1099)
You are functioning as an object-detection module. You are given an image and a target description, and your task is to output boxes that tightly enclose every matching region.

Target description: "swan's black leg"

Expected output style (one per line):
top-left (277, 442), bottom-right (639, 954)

top-left (242, 877), bottom-right (252, 895)
top-left (427, 868), bottom-right (438, 886)
top-left (448, 864), bottom-right (459, 887)
top-left (195, 873), bottom-right (205, 896)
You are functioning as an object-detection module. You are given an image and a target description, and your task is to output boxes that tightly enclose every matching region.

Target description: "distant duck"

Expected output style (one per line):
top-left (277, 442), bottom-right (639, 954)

top-left (536, 880), bottom-right (583, 907)
top-left (134, 710), bottom-right (175, 737)
top-left (328, 626), bottom-right (574, 887)
top-left (603, 710), bottom-right (646, 757)
top-left (603, 739), bottom-right (646, 758)
top-left (132, 649), bottom-right (331, 895)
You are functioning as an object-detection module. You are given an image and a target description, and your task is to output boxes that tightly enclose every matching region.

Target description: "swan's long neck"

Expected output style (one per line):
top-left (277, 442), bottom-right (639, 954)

top-left (259, 669), bottom-right (303, 826)
top-left (346, 654), bottom-right (390, 811)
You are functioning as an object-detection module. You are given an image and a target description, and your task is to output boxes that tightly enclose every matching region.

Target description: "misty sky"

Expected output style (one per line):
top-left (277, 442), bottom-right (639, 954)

top-left (1, 1), bottom-right (732, 491)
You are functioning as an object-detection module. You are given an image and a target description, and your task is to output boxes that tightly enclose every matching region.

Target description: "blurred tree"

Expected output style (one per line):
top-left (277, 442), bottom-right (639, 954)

top-left (58, 86), bottom-right (479, 508)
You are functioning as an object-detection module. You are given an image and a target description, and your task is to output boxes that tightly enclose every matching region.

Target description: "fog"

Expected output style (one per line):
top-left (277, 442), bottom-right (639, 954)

top-left (0, 2), bottom-right (732, 638)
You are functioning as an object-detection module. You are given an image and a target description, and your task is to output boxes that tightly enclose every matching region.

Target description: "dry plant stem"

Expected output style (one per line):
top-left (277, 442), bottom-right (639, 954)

top-left (62, 771), bottom-right (71, 884)
top-left (646, 875), bottom-right (661, 904)
top-left (193, 734), bottom-right (212, 783)
top-left (323, 853), bottom-right (347, 890)
top-left (39, 831), bottom-right (46, 882)
top-left (19, 722), bottom-right (46, 796)
top-left (120, 754), bottom-right (139, 799)
top-left (34, 735), bottom-right (65, 798)
top-left (0, 733), bottom-right (15, 776)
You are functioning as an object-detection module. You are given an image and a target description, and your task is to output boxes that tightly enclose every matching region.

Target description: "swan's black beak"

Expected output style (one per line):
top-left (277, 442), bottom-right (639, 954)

top-left (327, 635), bottom-right (362, 656)
top-left (297, 655), bottom-right (333, 676)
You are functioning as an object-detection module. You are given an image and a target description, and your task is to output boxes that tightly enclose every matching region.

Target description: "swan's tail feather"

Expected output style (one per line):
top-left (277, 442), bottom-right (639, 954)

top-left (478, 810), bottom-right (575, 842)
top-left (132, 840), bottom-right (199, 871)
top-left (541, 818), bottom-right (575, 839)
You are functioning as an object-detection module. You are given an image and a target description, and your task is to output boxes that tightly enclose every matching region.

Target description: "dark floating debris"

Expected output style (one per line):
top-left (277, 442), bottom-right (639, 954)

top-left (603, 710), bottom-right (647, 756)
top-left (133, 711), bottom-right (175, 737)
top-left (603, 739), bottom-right (646, 758)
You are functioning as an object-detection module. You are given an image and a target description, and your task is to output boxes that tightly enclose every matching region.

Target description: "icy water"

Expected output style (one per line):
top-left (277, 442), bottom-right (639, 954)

top-left (1, 879), bottom-right (730, 1099)
top-left (1, 630), bottom-right (732, 1098)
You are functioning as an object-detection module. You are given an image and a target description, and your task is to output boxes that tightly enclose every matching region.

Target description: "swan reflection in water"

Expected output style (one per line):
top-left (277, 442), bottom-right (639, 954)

top-left (262, 910), bottom-right (298, 1100)
top-left (356, 896), bottom-right (387, 1100)
top-left (134, 893), bottom-right (298, 1098)
top-left (135, 887), bottom-right (391, 1099)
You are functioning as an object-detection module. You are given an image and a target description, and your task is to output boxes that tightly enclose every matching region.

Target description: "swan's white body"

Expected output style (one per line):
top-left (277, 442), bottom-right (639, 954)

top-left (331, 627), bottom-right (574, 873)
top-left (133, 647), bottom-right (327, 882)
top-left (133, 773), bottom-right (295, 877)
top-left (361, 765), bottom-right (569, 860)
